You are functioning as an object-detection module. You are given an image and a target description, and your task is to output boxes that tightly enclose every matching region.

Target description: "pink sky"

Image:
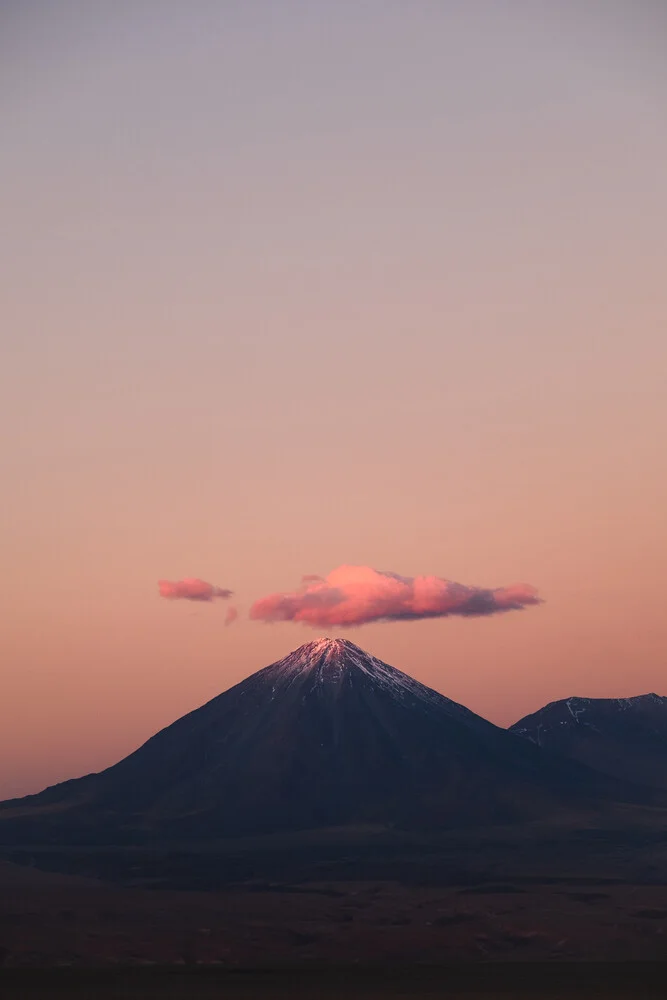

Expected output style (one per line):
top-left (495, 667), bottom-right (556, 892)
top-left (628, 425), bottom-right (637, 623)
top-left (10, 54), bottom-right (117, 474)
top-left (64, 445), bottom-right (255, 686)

top-left (1, 2), bottom-right (666, 798)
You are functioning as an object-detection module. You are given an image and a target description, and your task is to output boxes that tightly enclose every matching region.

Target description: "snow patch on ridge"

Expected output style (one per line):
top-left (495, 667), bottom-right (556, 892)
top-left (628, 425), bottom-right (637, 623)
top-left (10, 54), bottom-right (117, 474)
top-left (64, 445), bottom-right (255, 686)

top-left (566, 698), bottom-right (589, 722)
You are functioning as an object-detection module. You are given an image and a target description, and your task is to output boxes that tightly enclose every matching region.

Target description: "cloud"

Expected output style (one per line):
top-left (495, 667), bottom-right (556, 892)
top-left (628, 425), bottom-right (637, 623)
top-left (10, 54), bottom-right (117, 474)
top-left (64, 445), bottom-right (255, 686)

top-left (249, 564), bottom-right (542, 627)
top-left (158, 578), bottom-right (233, 602)
top-left (225, 605), bottom-right (239, 625)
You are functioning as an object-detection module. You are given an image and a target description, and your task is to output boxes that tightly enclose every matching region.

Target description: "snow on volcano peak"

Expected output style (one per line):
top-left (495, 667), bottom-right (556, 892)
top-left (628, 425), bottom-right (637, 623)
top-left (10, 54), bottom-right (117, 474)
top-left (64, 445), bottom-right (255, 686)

top-left (259, 636), bottom-right (478, 721)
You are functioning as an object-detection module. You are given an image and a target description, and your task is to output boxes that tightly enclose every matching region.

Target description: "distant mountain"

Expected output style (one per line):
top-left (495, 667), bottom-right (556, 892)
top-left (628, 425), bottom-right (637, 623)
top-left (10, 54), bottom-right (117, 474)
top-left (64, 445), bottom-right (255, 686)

top-left (0, 640), bottom-right (659, 844)
top-left (510, 694), bottom-right (667, 789)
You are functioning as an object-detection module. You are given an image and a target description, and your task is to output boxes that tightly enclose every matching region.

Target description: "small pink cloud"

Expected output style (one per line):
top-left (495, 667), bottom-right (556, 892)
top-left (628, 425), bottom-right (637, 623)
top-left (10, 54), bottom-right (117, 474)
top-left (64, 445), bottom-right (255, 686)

top-left (249, 564), bottom-right (542, 628)
top-left (158, 578), bottom-right (233, 602)
top-left (225, 605), bottom-right (239, 626)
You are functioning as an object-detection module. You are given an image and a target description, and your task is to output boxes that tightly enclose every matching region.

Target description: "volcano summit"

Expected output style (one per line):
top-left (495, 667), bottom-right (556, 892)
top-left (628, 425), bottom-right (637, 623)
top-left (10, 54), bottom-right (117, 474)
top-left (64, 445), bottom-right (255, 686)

top-left (0, 639), bottom-right (653, 844)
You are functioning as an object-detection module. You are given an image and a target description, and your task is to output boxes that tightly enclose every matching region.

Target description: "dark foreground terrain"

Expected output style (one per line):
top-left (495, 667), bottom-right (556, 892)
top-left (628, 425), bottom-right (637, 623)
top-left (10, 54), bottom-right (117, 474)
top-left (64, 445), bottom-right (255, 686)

top-left (2, 812), bottom-right (667, 997)
top-left (1, 964), bottom-right (666, 999)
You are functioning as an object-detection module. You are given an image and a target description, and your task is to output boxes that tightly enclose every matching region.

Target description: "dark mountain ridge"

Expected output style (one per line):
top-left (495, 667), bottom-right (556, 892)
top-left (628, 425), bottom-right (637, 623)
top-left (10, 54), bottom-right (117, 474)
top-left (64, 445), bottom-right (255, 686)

top-left (511, 693), bottom-right (667, 789)
top-left (0, 640), bottom-right (660, 844)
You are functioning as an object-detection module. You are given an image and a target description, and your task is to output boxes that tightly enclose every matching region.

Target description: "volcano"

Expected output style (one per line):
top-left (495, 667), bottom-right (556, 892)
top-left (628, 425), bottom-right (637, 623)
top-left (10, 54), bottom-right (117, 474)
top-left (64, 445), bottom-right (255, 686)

top-left (0, 639), bottom-right (656, 844)
top-left (511, 694), bottom-right (667, 790)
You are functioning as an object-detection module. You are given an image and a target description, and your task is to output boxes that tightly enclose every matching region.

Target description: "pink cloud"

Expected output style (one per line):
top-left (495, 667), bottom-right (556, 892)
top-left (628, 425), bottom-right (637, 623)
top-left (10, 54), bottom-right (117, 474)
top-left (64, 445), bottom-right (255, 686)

top-left (225, 605), bottom-right (239, 625)
top-left (249, 564), bottom-right (542, 627)
top-left (158, 578), bottom-right (233, 602)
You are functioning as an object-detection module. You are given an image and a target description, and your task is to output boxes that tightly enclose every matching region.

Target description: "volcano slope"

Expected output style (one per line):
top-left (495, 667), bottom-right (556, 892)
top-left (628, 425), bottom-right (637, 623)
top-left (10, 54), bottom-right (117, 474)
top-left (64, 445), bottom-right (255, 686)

top-left (0, 639), bottom-right (658, 845)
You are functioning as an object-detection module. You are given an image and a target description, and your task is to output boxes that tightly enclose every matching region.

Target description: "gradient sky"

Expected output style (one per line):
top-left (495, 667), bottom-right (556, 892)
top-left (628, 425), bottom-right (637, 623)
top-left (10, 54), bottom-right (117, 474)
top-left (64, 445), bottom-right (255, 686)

top-left (2, 1), bottom-right (666, 799)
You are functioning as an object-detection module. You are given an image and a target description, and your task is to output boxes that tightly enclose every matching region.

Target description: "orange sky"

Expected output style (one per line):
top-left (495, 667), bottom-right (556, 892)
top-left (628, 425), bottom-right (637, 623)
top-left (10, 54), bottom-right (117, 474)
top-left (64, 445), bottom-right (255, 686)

top-left (1, 2), bottom-right (666, 798)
